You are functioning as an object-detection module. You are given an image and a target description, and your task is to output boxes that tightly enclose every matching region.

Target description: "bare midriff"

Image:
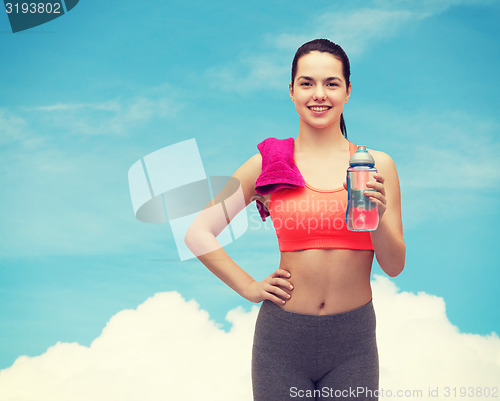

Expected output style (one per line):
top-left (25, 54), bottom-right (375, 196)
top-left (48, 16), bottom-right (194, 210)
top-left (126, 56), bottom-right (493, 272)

top-left (278, 248), bottom-right (374, 315)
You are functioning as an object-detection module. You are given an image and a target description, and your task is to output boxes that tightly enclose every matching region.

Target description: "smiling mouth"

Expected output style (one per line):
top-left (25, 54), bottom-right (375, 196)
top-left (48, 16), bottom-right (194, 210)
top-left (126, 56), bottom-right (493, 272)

top-left (308, 106), bottom-right (331, 112)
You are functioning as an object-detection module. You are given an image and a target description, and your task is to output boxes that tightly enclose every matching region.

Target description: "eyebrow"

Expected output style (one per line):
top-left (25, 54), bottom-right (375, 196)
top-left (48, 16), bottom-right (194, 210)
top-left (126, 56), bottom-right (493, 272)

top-left (297, 75), bottom-right (342, 82)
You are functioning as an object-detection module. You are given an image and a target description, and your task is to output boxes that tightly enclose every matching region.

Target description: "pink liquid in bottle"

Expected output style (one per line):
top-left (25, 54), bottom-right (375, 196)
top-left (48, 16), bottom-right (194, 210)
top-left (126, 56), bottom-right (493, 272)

top-left (352, 206), bottom-right (379, 231)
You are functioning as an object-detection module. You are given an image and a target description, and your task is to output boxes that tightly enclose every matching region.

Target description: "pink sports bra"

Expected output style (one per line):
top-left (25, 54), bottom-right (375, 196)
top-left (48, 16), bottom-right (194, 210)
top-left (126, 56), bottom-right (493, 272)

top-left (267, 141), bottom-right (374, 252)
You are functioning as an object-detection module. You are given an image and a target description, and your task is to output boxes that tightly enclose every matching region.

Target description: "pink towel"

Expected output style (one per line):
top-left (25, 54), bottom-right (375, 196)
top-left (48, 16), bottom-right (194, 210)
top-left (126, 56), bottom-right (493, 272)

top-left (254, 137), bottom-right (305, 221)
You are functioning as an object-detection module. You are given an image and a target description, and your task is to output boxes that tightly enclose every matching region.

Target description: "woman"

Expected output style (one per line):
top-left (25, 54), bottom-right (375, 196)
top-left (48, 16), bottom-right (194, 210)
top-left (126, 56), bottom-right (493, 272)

top-left (185, 39), bottom-right (405, 401)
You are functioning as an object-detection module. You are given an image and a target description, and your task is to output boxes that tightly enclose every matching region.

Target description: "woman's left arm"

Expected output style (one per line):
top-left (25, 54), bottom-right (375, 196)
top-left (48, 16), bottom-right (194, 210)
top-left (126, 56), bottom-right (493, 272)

top-left (366, 150), bottom-right (406, 277)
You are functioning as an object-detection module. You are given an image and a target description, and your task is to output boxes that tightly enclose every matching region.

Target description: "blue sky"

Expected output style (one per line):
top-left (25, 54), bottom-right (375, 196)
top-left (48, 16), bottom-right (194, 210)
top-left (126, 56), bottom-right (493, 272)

top-left (1, 0), bottom-right (499, 381)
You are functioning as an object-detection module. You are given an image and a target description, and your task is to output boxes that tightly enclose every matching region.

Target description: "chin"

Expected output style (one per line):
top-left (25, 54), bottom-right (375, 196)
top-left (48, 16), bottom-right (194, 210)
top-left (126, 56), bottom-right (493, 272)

top-left (305, 121), bottom-right (337, 130)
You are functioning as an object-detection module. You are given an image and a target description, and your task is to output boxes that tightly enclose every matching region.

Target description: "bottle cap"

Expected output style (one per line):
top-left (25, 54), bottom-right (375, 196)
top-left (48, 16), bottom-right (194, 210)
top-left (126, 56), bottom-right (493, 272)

top-left (349, 145), bottom-right (375, 167)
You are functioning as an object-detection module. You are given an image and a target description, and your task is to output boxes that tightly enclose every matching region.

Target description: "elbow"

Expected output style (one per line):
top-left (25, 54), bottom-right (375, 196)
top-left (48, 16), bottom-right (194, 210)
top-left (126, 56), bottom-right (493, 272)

top-left (184, 225), bottom-right (198, 253)
top-left (184, 230), bottom-right (192, 251)
top-left (386, 263), bottom-right (405, 277)
top-left (184, 225), bottom-right (192, 246)
top-left (384, 260), bottom-right (405, 277)
top-left (184, 226), bottom-right (204, 257)
top-left (184, 224), bottom-right (221, 257)
top-left (380, 242), bottom-right (406, 278)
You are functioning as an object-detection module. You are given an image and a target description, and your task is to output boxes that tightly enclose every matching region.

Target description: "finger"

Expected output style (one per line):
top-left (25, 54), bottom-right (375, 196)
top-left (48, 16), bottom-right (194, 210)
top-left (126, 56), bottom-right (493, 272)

top-left (366, 180), bottom-right (383, 190)
top-left (267, 294), bottom-right (287, 306)
top-left (364, 189), bottom-right (385, 202)
top-left (274, 268), bottom-right (291, 278)
top-left (368, 195), bottom-right (386, 207)
top-left (265, 282), bottom-right (291, 300)
top-left (366, 182), bottom-right (386, 196)
top-left (365, 189), bottom-right (384, 200)
top-left (364, 190), bottom-right (384, 200)
top-left (373, 173), bottom-right (385, 183)
top-left (271, 277), bottom-right (294, 291)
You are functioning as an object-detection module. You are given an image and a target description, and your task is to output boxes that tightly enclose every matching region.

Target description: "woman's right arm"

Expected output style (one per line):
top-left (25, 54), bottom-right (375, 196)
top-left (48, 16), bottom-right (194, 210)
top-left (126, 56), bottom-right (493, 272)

top-left (184, 153), bottom-right (293, 305)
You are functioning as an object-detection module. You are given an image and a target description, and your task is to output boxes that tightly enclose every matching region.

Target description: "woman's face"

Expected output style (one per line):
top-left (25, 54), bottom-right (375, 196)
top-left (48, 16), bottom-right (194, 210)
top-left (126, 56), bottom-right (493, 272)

top-left (289, 51), bottom-right (351, 131)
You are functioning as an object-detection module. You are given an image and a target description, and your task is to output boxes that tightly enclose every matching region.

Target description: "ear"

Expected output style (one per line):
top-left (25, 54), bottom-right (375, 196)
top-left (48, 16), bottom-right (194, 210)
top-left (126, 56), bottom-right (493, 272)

top-left (289, 82), bottom-right (294, 102)
top-left (344, 82), bottom-right (352, 103)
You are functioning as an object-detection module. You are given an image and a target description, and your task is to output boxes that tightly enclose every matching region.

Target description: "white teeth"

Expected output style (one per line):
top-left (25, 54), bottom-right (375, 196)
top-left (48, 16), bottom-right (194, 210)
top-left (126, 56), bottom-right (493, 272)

top-left (310, 106), bottom-right (330, 111)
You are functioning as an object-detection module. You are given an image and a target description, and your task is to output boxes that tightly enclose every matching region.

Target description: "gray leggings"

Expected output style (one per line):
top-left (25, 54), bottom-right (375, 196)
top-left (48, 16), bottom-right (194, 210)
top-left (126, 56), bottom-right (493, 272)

top-left (252, 299), bottom-right (379, 401)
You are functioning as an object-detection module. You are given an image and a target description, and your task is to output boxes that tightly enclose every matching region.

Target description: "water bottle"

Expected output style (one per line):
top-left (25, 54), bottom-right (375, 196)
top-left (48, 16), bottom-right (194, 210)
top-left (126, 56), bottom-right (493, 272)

top-left (346, 145), bottom-right (379, 231)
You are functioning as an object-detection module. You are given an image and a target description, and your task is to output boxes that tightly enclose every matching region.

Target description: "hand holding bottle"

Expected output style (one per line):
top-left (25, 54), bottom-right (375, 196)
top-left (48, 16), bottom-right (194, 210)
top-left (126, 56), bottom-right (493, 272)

top-left (364, 173), bottom-right (387, 221)
top-left (346, 146), bottom-right (381, 231)
top-left (344, 171), bottom-right (387, 228)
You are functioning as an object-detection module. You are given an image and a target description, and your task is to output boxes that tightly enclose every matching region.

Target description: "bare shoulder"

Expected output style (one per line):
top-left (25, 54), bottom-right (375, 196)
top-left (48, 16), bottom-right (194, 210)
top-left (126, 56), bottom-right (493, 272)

top-left (233, 152), bottom-right (262, 179)
top-left (366, 148), bottom-right (401, 199)
top-left (231, 152), bottom-right (265, 205)
top-left (366, 148), bottom-right (398, 173)
top-left (366, 148), bottom-right (401, 191)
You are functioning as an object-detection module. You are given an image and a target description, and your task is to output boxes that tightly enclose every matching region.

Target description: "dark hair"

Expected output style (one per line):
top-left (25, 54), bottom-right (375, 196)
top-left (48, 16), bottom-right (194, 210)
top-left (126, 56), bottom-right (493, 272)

top-left (291, 39), bottom-right (351, 139)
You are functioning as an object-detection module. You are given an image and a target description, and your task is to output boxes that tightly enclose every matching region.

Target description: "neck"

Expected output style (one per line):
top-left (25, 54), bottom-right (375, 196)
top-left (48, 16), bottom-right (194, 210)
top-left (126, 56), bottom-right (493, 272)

top-left (295, 119), bottom-right (348, 154)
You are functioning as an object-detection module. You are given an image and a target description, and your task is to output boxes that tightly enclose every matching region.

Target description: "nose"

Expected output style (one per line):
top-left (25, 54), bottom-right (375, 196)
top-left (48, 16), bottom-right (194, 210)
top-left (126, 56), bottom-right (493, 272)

top-left (313, 85), bottom-right (326, 101)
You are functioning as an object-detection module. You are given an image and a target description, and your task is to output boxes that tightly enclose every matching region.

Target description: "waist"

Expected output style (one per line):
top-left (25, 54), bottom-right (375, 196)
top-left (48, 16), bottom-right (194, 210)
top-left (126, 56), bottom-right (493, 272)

top-left (261, 297), bottom-right (375, 324)
top-left (277, 248), bottom-right (374, 315)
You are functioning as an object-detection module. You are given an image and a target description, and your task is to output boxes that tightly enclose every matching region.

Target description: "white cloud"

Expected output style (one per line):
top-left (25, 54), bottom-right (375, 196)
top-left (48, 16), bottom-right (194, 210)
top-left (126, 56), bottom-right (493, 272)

top-left (28, 94), bottom-right (183, 136)
top-left (32, 101), bottom-right (121, 112)
top-left (206, 52), bottom-right (290, 93)
top-left (0, 108), bottom-right (46, 149)
top-left (0, 108), bottom-right (28, 144)
top-left (372, 275), bottom-right (500, 396)
top-left (0, 292), bottom-right (256, 401)
top-left (272, 8), bottom-right (417, 57)
top-left (206, 4), bottom-right (429, 93)
top-left (371, 0), bottom-right (494, 15)
top-left (1, 276), bottom-right (498, 401)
